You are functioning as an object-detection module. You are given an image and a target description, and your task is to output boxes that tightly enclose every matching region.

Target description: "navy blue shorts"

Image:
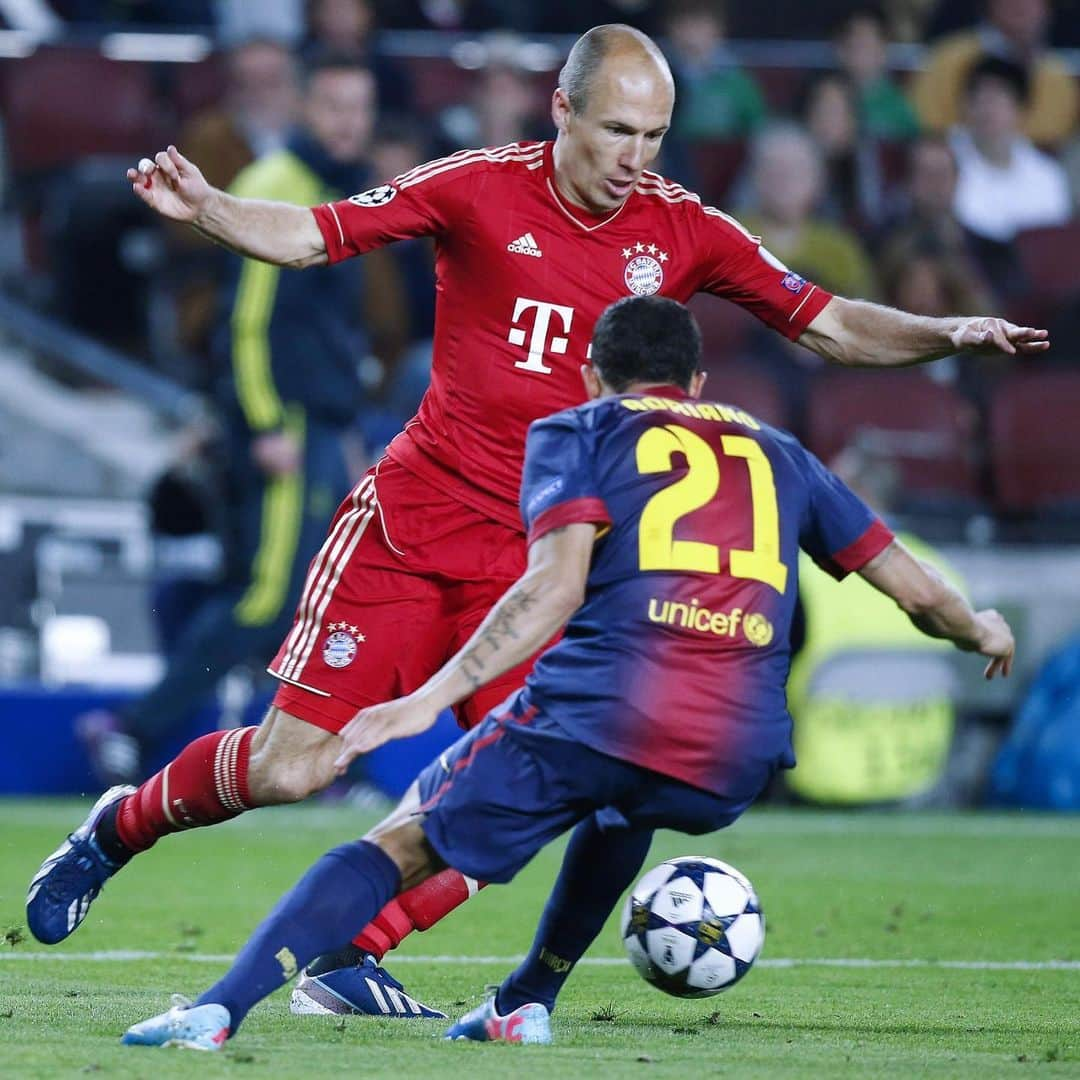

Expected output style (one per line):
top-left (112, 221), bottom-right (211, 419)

top-left (415, 696), bottom-right (762, 884)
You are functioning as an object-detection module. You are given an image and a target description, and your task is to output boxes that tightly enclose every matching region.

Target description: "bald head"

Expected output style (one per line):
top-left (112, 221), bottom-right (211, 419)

top-left (551, 24), bottom-right (674, 215)
top-left (559, 24), bottom-right (673, 116)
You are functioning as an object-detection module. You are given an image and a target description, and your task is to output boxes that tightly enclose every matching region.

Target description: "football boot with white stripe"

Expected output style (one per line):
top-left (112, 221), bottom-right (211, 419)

top-left (121, 995), bottom-right (230, 1051)
top-left (444, 996), bottom-right (552, 1044)
top-left (26, 785), bottom-right (135, 944)
top-left (289, 954), bottom-right (447, 1018)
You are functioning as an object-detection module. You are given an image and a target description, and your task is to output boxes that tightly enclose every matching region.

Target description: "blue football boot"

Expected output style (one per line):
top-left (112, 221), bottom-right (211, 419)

top-left (444, 996), bottom-right (552, 1044)
top-left (290, 954), bottom-right (447, 1018)
top-left (122, 996), bottom-right (230, 1050)
top-left (26, 785), bottom-right (135, 944)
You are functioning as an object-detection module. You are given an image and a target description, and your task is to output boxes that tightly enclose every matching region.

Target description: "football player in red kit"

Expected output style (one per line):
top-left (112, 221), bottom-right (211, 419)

top-left (28, 24), bottom-right (1048, 1018)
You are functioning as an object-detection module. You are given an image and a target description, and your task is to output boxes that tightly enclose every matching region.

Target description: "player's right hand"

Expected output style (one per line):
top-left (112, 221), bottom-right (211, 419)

top-left (126, 145), bottom-right (211, 223)
top-left (972, 608), bottom-right (1015, 680)
top-left (335, 694), bottom-right (442, 768)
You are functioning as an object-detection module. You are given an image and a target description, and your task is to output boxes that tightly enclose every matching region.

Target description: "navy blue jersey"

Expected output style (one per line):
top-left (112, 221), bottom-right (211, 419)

top-left (517, 386), bottom-right (893, 796)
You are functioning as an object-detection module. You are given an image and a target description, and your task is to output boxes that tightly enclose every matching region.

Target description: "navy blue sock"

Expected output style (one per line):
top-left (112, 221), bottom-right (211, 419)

top-left (497, 817), bottom-right (653, 1014)
top-left (195, 839), bottom-right (401, 1032)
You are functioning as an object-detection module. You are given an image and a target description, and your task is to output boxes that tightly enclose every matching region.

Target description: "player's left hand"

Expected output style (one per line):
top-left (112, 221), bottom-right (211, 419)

top-left (949, 317), bottom-right (1049, 356)
top-left (334, 694), bottom-right (441, 770)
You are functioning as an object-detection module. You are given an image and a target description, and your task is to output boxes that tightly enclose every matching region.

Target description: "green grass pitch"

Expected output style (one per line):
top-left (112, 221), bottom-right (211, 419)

top-left (2, 800), bottom-right (1078, 1078)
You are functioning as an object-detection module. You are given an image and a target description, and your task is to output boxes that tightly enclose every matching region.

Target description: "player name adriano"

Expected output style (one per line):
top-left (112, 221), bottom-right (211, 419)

top-left (621, 397), bottom-right (762, 429)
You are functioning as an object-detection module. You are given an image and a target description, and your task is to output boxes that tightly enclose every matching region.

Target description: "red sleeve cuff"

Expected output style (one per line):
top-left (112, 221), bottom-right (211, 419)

top-left (783, 284), bottom-right (833, 340)
top-left (528, 497), bottom-right (612, 545)
top-left (312, 203), bottom-right (347, 265)
top-left (817, 518), bottom-right (894, 580)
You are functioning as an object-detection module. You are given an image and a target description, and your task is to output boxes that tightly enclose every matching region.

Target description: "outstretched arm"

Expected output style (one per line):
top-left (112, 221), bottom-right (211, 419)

top-left (334, 523), bottom-right (597, 766)
top-left (128, 146), bottom-right (327, 269)
top-left (858, 539), bottom-right (1015, 679)
top-left (799, 295), bottom-right (1049, 367)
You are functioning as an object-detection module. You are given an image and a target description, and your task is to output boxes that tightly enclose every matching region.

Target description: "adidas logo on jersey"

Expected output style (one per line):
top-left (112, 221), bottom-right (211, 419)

top-left (507, 232), bottom-right (543, 257)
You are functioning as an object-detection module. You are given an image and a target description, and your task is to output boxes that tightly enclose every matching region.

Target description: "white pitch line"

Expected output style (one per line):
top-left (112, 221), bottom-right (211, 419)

top-left (0, 952), bottom-right (1077, 971)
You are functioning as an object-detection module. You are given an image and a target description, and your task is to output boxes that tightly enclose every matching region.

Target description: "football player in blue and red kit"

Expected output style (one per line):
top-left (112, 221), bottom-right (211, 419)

top-left (121, 295), bottom-right (1014, 1050)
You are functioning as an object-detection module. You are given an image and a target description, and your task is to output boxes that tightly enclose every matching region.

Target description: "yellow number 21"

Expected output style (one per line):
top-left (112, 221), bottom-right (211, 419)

top-left (635, 424), bottom-right (789, 594)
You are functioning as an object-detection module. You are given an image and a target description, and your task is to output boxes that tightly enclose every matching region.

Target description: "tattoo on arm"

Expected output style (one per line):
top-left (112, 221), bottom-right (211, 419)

top-left (457, 584), bottom-right (540, 691)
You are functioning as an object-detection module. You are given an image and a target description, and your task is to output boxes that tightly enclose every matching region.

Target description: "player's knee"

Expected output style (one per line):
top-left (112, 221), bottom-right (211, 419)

top-left (247, 746), bottom-right (330, 804)
top-left (246, 707), bottom-right (337, 804)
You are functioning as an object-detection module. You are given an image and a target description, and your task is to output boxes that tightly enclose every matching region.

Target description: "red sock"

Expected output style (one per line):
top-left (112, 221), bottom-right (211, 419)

top-left (352, 868), bottom-right (486, 960)
top-left (114, 727), bottom-right (257, 853)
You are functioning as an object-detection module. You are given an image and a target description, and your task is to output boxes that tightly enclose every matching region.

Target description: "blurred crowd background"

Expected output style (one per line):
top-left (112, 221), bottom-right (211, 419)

top-left (1, 0), bottom-right (1079, 811)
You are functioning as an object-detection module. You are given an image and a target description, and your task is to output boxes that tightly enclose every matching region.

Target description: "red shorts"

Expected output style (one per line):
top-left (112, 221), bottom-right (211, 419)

top-left (269, 457), bottom-right (543, 734)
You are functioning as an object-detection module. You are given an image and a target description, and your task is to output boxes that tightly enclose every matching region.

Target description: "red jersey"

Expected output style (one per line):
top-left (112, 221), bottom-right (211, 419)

top-left (312, 140), bottom-right (833, 531)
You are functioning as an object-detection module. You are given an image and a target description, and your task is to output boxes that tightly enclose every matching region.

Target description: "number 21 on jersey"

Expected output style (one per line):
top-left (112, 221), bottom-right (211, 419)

top-left (636, 424), bottom-right (789, 594)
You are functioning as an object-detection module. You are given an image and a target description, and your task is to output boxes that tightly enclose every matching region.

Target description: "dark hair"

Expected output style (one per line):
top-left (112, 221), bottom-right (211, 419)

top-left (964, 54), bottom-right (1031, 105)
top-left (591, 296), bottom-right (702, 393)
top-left (300, 47), bottom-right (372, 88)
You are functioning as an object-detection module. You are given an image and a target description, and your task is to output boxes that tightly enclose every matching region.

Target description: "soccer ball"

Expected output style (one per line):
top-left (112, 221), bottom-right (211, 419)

top-left (620, 856), bottom-right (765, 998)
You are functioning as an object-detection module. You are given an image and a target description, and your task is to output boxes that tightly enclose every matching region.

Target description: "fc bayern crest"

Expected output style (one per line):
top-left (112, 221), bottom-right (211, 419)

top-left (323, 621), bottom-right (365, 668)
top-left (621, 241), bottom-right (669, 296)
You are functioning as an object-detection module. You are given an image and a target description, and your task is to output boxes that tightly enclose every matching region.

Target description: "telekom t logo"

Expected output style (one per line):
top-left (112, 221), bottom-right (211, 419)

top-left (507, 297), bottom-right (575, 374)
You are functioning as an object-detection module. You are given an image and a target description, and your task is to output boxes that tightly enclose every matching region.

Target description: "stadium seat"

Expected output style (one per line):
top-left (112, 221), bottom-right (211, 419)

top-left (688, 140), bottom-right (747, 205)
top-left (687, 293), bottom-right (758, 367)
top-left (2, 48), bottom-right (161, 176)
top-left (701, 361), bottom-right (788, 430)
top-left (988, 371), bottom-right (1080, 513)
top-left (403, 56), bottom-right (476, 115)
top-left (169, 54), bottom-right (228, 123)
top-left (1014, 222), bottom-right (1080, 306)
top-left (805, 370), bottom-right (980, 500)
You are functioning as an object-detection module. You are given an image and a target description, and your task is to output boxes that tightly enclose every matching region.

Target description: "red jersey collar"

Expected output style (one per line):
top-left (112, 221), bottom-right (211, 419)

top-left (543, 141), bottom-right (631, 231)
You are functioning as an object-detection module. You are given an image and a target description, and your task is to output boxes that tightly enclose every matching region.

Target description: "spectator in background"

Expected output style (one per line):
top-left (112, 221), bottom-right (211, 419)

top-left (664, 0), bottom-right (767, 141)
top-left (912, 0), bottom-right (1078, 147)
top-left (77, 54), bottom-right (387, 786)
top-left (879, 240), bottom-right (1001, 394)
top-left (435, 36), bottom-right (548, 154)
top-left (875, 137), bottom-right (1003, 302)
top-left (834, 6), bottom-right (920, 141)
top-left (170, 36), bottom-right (300, 359)
top-left (180, 37), bottom-right (299, 192)
top-left (301, 0), bottom-right (414, 118)
top-left (949, 56), bottom-right (1070, 245)
top-left (732, 124), bottom-right (878, 438)
top-left (798, 70), bottom-right (885, 228)
top-left (737, 123), bottom-right (878, 301)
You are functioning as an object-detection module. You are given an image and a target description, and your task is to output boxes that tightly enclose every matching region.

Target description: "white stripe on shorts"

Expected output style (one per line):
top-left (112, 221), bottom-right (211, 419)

top-left (274, 477), bottom-right (377, 681)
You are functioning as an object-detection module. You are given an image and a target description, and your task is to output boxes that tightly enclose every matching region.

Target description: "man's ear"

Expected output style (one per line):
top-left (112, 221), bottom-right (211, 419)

top-left (552, 88), bottom-right (572, 134)
top-left (689, 370), bottom-right (707, 399)
top-left (581, 364), bottom-right (604, 400)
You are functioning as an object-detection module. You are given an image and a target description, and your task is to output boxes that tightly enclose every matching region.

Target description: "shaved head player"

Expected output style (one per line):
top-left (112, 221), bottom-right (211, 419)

top-left (29, 24), bottom-right (1047, 1019)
